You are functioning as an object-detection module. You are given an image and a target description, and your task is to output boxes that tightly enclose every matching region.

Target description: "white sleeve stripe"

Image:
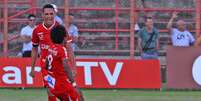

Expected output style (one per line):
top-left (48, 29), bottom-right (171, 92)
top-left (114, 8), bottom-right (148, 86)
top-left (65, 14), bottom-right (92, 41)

top-left (62, 47), bottom-right (68, 57)
top-left (67, 39), bottom-right (73, 43)
top-left (32, 42), bottom-right (39, 45)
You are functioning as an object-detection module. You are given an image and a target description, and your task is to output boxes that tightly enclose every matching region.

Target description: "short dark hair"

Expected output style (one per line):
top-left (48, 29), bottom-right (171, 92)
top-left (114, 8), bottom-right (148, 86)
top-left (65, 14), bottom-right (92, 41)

top-left (51, 25), bottom-right (67, 44)
top-left (144, 16), bottom-right (153, 22)
top-left (28, 14), bottom-right (36, 19)
top-left (42, 4), bottom-right (54, 12)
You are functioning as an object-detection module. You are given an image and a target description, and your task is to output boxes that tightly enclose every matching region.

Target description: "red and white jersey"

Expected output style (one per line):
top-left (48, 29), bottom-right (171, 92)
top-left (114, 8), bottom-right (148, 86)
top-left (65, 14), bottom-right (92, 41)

top-left (47, 44), bottom-right (68, 80)
top-left (32, 21), bottom-right (59, 60)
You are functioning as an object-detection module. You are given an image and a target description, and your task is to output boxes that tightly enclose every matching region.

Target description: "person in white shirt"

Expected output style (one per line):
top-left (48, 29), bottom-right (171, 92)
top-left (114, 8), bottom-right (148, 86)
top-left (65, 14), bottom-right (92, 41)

top-left (20, 14), bottom-right (36, 57)
top-left (67, 14), bottom-right (79, 51)
top-left (167, 12), bottom-right (195, 47)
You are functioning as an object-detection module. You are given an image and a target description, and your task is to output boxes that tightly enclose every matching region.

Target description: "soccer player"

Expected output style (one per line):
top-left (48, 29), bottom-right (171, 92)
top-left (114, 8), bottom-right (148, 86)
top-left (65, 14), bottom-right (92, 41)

top-left (30, 4), bottom-right (59, 101)
top-left (45, 25), bottom-right (80, 101)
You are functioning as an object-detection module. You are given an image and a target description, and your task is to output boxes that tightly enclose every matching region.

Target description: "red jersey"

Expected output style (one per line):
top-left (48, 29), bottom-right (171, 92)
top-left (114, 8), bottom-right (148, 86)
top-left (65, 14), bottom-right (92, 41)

top-left (32, 21), bottom-right (59, 60)
top-left (47, 44), bottom-right (68, 80)
top-left (46, 44), bottom-right (80, 101)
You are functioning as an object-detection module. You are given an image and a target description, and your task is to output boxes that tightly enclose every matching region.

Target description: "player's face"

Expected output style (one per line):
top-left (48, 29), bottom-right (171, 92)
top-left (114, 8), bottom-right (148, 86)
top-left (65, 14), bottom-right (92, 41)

top-left (43, 8), bottom-right (55, 27)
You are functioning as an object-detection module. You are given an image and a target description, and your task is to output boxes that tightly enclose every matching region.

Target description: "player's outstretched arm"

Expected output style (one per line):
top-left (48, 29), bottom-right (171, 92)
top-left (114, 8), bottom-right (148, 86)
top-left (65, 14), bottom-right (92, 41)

top-left (63, 58), bottom-right (85, 101)
top-left (63, 58), bottom-right (75, 83)
top-left (65, 42), bottom-right (77, 76)
top-left (30, 47), bottom-right (38, 78)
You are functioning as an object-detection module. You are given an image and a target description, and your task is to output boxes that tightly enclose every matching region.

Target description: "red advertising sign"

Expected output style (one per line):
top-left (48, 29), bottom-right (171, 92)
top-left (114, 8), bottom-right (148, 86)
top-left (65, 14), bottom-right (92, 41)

top-left (0, 58), bottom-right (161, 89)
top-left (0, 58), bottom-right (43, 87)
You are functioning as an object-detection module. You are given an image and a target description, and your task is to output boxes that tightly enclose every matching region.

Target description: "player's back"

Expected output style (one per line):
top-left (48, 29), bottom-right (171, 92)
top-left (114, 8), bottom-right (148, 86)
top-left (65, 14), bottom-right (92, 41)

top-left (47, 44), bottom-right (68, 80)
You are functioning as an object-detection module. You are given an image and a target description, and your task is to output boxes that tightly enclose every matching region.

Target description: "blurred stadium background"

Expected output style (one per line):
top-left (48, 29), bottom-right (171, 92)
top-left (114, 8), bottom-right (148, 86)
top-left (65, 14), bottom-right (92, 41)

top-left (0, 0), bottom-right (201, 101)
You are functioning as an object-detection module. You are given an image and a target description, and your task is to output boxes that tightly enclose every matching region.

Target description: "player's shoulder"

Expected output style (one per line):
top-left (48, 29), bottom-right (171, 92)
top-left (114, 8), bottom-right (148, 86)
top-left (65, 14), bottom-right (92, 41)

top-left (56, 45), bottom-right (67, 54)
top-left (33, 23), bottom-right (43, 30)
top-left (57, 45), bottom-right (65, 51)
top-left (51, 44), bottom-right (63, 51)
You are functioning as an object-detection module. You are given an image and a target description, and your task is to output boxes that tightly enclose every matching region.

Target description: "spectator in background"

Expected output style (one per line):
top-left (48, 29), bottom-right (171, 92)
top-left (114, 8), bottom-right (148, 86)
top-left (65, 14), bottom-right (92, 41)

top-left (51, 4), bottom-right (64, 25)
top-left (135, 23), bottom-right (140, 33)
top-left (167, 12), bottom-right (195, 46)
top-left (138, 16), bottom-right (160, 59)
top-left (67, 14), bottom-right (79, 51)
top-left (20, 14), bottom-right (36, 57)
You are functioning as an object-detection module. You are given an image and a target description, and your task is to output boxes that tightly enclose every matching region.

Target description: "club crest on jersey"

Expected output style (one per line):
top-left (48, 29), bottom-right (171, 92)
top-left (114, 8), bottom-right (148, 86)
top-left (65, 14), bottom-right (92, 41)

top-left (38, 32), bottom-right (44, 40)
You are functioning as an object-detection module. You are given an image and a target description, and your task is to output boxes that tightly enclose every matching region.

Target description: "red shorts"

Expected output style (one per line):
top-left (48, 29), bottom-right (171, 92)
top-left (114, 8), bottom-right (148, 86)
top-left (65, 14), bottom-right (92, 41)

top-left (46, 77), bottom-right (80, 101)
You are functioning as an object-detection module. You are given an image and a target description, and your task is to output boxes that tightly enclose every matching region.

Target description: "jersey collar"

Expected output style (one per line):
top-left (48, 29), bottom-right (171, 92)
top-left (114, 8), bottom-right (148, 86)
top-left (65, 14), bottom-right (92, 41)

top-left (42, 20), bottom-right (56, 30)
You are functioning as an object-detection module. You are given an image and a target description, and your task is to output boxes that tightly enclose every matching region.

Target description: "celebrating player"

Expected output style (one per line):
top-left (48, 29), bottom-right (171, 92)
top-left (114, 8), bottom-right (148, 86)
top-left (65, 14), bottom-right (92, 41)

top-left (30, 4), bottom-right (59, 101)
top-left (45, 25), bottom-right (80, 101)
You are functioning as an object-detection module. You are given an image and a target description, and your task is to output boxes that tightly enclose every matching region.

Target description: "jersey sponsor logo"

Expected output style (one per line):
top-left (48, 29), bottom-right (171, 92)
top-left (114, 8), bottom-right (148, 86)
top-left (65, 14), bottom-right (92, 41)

top-left (37, 32), bottom-right (44, 40)
top-left (41, 44), bottom-right (50, 50)
top-left (48, 48), bottom-right (58, 56)
top-left (44, 75), bottom-right (56, 88)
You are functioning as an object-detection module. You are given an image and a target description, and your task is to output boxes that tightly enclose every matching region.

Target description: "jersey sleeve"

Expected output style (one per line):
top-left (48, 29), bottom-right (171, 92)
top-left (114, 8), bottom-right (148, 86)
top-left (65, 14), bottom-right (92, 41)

top-left (58, 46), bottom-right (68, 59)
top-left (32, 27), bottom-right (39, 46)
top-left (65, 34), bottom-right (73, 43)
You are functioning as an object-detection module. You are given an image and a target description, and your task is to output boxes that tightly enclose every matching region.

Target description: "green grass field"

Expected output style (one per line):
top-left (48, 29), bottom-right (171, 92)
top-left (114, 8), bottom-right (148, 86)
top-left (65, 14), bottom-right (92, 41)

top-left (0, 88), bottom-right (201, 101)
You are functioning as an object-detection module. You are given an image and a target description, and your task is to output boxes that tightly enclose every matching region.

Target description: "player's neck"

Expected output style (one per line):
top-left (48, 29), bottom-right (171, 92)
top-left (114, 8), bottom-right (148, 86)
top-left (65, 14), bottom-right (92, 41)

top-left (43, 20), bottom-right (55, 30)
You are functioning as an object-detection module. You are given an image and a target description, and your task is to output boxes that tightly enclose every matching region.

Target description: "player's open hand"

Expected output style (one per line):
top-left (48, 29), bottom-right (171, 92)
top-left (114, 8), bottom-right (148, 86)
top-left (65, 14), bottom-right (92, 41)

top-left (29, 70), bottom-right (35, 78)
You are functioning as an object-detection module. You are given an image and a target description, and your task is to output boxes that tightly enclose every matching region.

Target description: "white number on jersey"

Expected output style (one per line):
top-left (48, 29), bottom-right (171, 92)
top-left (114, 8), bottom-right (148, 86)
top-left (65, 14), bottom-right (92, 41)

top-left (47, 54), bottom-right (53, 70)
